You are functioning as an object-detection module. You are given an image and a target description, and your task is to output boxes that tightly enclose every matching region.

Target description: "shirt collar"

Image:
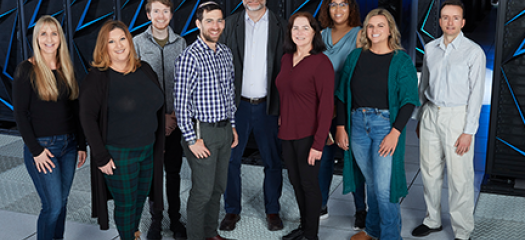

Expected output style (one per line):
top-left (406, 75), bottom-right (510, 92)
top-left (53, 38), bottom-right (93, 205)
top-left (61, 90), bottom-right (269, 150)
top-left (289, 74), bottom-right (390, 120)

top-left (438, 31), bottom-right (464, 50)
top-left (196, 36), bottom-right (224, 54)
top-left (244, 9), bottom-right (269, 24)
top-left (146, 25), bottom-right (179, 43)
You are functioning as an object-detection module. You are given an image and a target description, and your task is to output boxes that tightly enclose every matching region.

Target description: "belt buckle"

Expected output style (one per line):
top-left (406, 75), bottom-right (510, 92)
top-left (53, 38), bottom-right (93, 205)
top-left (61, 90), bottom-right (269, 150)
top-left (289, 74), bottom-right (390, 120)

top-left (250, 98), bottom-right (258, 104)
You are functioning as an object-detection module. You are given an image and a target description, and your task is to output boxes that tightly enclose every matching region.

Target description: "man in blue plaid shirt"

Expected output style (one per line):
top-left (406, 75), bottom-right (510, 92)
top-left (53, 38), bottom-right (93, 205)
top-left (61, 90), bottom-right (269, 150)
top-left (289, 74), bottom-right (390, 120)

top-left (173, 2), bottom-right (238, 240)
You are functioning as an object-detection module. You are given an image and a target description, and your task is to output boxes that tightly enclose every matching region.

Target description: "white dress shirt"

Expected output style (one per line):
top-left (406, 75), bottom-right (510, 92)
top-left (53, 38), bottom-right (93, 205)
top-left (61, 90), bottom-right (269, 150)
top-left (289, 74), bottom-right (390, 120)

top-left (241, 10), bottom-right (269, 99)
top-left (418, 32), bottom-right (486, 135)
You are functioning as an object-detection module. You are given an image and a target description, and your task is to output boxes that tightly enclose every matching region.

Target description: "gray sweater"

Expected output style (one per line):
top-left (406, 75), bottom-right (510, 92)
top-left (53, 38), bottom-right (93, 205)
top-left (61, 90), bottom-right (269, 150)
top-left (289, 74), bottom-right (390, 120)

top-left (134, 26), bottom-right (186, 113)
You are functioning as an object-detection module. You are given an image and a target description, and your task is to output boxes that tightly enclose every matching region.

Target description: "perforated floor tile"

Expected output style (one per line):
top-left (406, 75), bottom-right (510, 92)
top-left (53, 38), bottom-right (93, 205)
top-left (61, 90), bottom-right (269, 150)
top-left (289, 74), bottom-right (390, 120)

top-left (472, 193), bottom-right (525, 239)
top-left (0, 140), bottom-right (24, 158)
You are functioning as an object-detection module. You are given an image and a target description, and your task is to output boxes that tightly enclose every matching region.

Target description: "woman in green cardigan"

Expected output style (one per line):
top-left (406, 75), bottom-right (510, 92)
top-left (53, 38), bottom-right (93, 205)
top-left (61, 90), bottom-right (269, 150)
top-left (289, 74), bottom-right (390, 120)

top-left (334, 9), bottom-right (419, 240)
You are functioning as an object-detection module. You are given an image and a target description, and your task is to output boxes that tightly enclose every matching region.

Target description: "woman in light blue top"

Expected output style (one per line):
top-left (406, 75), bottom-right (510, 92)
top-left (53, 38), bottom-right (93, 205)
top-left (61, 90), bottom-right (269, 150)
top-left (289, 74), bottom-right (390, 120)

top-left (317, 0), bottom-right (367, 230)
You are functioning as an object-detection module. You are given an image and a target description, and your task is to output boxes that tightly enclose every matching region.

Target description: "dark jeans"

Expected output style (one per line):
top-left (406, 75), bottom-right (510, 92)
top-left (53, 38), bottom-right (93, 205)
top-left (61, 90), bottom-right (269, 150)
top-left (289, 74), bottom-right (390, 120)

top-left (23, 134), bottom-right (78, 240)
top-left (149, 128), bottom-right (184, 227)
top-left (183, 123), bottom-right (232, 240)
top-left (282, 136), bottom-right (321, 239)
top-left (224, 100), bottom-right (282, 214)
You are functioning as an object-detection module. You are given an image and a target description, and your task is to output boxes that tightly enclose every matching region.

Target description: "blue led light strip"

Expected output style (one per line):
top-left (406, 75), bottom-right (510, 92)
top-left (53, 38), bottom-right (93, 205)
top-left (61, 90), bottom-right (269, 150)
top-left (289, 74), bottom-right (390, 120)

top-left (506, 9), bottom-right (525, 26)
top-left (231, 1), bottom-right (243, 15)
top-left (501, 67), bottom-right (525, 125)
top-left (180, 0), bottom-right (201, 37)
top-left (129, 0), bottom-right (150, 33)
top-left (497, 137), bottom-right (525, 157)
top-left (76, 0), bottom-right (113, 31)
top-left (0, 97), bottom-right (13, 110)
top-left (513, 39), bottom-right (525, 58)
top-left (2, 12), bottom-right (18, 81)
top-left (0, 8), bottom-right (16, 19)
top-left (420, 0), bottom-right (436, 40)
top-left (313, 0), bottom-right (323, 18)
top-left (292, 0), bottom-right (311, 15)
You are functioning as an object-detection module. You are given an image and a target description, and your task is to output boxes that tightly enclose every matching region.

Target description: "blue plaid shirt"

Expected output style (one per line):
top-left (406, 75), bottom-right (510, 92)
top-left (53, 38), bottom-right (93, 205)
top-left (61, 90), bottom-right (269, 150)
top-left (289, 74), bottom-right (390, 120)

top-left (174, 37), bottom-right (236, 142)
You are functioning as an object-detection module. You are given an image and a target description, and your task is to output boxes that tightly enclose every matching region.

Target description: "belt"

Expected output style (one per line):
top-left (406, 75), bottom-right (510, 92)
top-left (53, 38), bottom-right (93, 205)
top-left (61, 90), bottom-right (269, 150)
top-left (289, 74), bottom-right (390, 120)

top-left (241, 96), bottom-right (266, 104)
top-left (196, 119), bottom-right (229, 128)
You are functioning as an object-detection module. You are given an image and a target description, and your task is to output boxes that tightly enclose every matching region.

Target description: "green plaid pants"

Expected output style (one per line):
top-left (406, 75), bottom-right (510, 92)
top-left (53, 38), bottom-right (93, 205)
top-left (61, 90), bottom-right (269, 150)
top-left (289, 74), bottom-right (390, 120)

top-left (104, 143), bottom-right (154, 240)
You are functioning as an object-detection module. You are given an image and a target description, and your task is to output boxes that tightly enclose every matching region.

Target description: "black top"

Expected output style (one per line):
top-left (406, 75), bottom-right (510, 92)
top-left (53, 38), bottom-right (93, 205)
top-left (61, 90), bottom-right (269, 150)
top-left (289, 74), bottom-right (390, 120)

top-left (337, 51), bottom-right (415, 131)
top-left (351, 50), bottom-right (393, 109)
top-left (107, 68), bottom-right (163, 148)
top-left (12, 60), bottom-right (86, 156)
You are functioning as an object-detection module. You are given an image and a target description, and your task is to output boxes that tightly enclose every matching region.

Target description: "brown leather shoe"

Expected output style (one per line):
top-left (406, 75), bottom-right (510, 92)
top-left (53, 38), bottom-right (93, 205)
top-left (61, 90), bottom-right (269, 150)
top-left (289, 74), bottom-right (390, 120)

top-left (350, 231), bottom-right (376, 240)
top-left (219, 213), bottom-right (240, 231)
top-left (266, 213), bottom-right (284, 231)
top-left (205, 235), bottom-right (234, 240)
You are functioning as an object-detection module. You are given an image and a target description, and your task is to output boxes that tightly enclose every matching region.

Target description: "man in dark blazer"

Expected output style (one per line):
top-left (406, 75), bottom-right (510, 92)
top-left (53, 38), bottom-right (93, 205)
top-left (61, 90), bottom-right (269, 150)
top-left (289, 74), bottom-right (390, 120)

top-left (218, 0), bottom-right (287, 232)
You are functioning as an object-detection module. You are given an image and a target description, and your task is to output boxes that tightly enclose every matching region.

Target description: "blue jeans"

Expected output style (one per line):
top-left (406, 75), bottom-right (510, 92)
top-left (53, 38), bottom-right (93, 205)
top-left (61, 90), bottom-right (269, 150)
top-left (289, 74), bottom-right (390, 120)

top-left (319, 124), bottom-right (366, 211)
top-left (351, 108), bottom-right (402, 240)
top-left (224, 100), bottom-right (282, 214)
top-left (24, 134), bottom-right (78, 240)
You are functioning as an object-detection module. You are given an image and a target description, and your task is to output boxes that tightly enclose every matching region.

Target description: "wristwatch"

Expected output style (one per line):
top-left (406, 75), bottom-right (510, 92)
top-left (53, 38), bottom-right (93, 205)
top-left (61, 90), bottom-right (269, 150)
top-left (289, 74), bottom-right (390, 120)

top-left (187, 139), bottom-right (196, 146)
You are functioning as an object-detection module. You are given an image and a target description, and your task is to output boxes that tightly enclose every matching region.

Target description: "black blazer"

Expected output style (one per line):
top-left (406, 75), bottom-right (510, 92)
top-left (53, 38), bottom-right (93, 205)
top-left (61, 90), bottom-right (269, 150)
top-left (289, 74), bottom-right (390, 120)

top-left (219, 9), bottom-right (287, 116)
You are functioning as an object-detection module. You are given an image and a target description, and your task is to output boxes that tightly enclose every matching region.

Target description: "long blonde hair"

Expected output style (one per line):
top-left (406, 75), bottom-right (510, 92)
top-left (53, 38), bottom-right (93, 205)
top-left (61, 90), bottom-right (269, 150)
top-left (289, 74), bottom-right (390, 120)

top-left (360, 8), bottom-right (403, 51)
top-left (31, 15), bottom-right (78, 101)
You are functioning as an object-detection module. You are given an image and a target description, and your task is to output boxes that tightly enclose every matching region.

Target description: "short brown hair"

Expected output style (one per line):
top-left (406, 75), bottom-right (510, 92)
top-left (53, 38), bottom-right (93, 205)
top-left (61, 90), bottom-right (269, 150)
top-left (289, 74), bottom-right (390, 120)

top-left (145, 0), bottom-right (173, 13)
top-left (92, 20), bottom-right (141, 74)
top-left (441, 0), bottom-right (464, 18)
top-left (319, 0), bottom-right (361, 29)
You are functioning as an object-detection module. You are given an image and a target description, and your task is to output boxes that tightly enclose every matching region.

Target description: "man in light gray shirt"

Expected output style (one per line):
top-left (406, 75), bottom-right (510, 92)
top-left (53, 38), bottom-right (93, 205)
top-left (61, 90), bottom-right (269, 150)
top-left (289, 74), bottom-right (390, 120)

top-left (412, 1), bottom-right (485, 240)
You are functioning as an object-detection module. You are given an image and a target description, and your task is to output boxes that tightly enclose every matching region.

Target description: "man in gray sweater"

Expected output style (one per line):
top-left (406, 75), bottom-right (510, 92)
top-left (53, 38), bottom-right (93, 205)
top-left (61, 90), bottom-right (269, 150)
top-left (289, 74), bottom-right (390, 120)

top-left (133, 0), bottom-right (187, 239)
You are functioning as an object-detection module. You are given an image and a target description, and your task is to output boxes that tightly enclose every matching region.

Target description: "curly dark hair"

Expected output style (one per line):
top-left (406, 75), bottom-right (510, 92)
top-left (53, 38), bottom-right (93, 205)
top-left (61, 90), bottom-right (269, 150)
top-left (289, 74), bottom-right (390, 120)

top-left (318, 0), bottom-right (361, 29)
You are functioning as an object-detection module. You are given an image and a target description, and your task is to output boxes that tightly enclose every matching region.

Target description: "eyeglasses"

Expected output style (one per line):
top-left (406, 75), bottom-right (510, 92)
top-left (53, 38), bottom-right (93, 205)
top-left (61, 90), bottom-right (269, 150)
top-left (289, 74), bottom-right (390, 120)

top-left (328, 2), bottom-right (349, 9)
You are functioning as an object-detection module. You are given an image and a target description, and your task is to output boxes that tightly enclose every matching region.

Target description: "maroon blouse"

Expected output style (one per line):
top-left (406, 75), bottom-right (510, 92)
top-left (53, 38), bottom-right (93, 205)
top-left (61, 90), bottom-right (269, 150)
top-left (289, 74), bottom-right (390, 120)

top-left (276, 53), bottom-right (334, 151)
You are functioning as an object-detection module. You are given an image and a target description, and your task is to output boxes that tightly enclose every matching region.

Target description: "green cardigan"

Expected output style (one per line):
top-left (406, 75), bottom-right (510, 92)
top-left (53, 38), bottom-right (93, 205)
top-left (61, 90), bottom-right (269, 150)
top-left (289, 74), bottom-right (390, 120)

top-left (335, 48), bottom-right (420, 203)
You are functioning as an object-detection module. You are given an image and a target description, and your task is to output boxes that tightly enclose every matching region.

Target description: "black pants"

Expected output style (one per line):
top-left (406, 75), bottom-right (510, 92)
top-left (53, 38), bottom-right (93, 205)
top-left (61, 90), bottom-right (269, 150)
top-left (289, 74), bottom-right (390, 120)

top-left (282, 136), bottom-right (321, 239)
top-left (149, 128), bottom-right (184, 227)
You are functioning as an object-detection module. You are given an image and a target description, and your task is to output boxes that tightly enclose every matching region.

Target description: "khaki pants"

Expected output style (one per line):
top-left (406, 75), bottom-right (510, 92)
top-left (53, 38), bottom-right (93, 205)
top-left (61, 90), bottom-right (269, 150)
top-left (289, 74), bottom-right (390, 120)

top-left (419, 102), bottom-right (475, 239)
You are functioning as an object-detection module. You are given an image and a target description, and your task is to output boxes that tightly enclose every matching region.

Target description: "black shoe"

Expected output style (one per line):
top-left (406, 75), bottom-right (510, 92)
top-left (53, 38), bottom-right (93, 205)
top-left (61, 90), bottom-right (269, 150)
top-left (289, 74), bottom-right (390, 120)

top-left (219, 213), bottom-right (241, 231)
top-left (171, 220), bottom-right (187, 240)
top-left (282, 225), bottom-right (303, 240)
top-left (354, 210), bottom-right (366, 230)
top-left (147, 220), bottom-right (162, 240)
top-left (319, 206), bottom-right (329, 220)
top-left (411, 224), bottom-right (443, 237)
top-left (147, 200), bottom-right (163, 240)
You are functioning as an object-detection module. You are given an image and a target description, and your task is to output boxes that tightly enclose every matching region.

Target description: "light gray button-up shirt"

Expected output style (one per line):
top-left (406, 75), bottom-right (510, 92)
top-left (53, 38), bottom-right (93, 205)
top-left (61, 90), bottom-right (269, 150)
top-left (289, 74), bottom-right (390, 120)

top-left (418, 32), bottom-right (486, 135)
top-left (241, 10), bottom-right (269, 98)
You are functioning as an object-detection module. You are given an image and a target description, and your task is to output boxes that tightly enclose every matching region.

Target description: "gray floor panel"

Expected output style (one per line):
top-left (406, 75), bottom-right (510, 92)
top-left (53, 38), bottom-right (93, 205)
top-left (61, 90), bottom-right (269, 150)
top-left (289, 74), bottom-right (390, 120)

top-left (0, 140), bottom-right (24, 158)
top-left (475, 193), bottom-right (525, 222)
top-left (0, 155), bottom-right (23, 175)
top-left (0, 135), bottom-right (22, 147)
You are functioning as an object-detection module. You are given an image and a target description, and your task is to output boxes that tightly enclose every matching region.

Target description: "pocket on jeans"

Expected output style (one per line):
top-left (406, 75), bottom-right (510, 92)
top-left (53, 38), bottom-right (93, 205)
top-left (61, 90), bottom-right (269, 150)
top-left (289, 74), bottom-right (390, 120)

top-left (379, 111), bottom-right (390, 120)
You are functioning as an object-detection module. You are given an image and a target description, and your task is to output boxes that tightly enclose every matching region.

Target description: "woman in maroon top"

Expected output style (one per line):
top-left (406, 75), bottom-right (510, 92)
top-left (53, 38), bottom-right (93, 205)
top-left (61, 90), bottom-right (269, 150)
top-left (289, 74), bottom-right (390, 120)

top-left (276, 12), bottom-right (334, 240)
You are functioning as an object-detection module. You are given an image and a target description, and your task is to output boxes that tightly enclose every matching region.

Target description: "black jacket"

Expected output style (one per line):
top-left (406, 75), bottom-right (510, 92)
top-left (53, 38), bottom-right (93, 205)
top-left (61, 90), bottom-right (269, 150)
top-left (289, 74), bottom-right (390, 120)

top-left (219, 9), bottom-right (287, 116)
